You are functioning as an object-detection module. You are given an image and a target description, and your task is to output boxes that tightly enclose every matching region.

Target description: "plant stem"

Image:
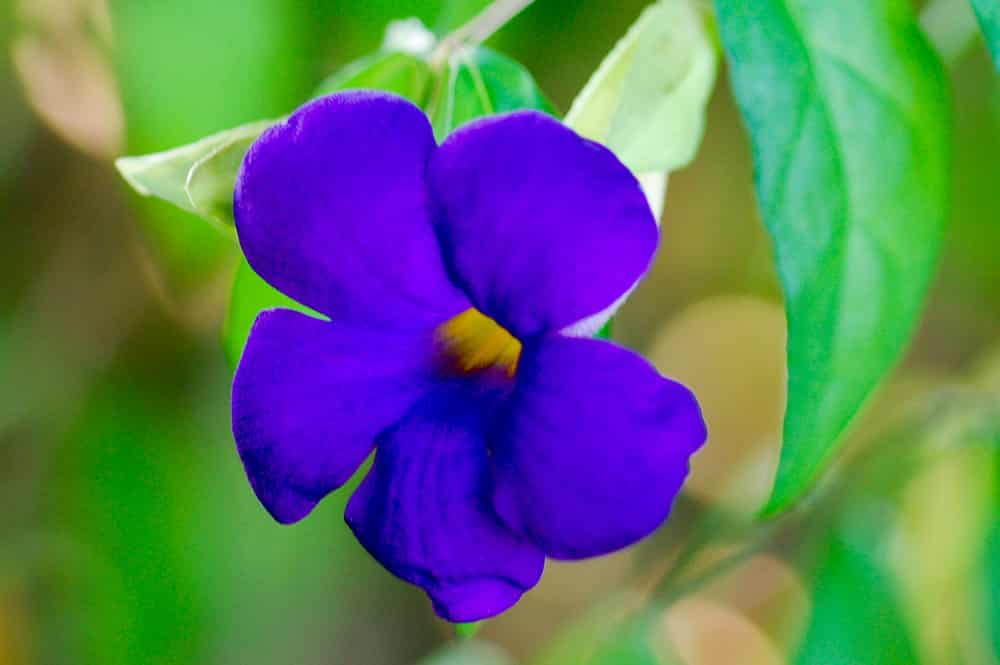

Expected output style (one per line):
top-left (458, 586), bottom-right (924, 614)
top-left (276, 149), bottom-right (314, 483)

top-left (430, 0), bottom-right (536, 68)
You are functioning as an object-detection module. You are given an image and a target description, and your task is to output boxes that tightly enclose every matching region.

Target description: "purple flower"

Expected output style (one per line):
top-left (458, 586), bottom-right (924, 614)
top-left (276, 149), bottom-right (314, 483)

top-left (231, 91), bottom-right (707, 621)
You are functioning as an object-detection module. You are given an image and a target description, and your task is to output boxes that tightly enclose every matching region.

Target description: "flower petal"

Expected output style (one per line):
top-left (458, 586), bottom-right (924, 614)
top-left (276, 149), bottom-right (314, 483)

top-left (232, 308), bottom-right (435, 524)
top-left (345, 382), bottom-right (544, 622)
top-left (235, 91), bottom-right (468, 329)
top-left (427, 111), bottom-right (658, 338)
top-left (490, 336), bottom-right (707, 559)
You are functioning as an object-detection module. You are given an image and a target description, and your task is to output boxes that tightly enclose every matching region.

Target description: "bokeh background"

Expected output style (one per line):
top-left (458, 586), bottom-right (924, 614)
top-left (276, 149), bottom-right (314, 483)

top-left (1, 1), bottom-right (998, 663)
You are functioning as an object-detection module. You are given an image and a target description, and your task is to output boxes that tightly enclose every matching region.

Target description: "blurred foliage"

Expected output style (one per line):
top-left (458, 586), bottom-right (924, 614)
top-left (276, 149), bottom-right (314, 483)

top-left (2, 0), bottom-right (1000, 664)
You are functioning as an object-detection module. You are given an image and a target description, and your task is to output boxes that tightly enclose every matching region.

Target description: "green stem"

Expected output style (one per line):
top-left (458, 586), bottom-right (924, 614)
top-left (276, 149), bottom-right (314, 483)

top-left (430, 0), bottom-right (536, 68)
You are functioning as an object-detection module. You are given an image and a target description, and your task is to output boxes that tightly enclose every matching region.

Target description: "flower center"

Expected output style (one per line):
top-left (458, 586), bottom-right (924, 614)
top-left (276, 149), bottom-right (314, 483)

top-left (436, 308), bottom-right (522, 377)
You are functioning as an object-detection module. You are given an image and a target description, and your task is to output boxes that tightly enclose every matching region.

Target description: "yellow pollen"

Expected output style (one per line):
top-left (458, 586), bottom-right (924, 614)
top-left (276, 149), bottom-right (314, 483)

top-left (437, 308), bottom-right (522, 377)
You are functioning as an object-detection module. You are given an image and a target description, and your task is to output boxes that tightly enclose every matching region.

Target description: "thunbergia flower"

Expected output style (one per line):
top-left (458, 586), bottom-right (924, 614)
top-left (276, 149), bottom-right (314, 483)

top-left (232, 90), bottom-right (707, 622)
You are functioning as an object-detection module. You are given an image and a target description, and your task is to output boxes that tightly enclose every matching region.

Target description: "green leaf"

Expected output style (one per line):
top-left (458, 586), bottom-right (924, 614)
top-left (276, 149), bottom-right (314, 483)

top-left (564, 0), bottom-right (717, 175)
top-left (716, 0), bottom-right (951, 515)
top-left (185, 124), bottom-right (273, 226)
top-left (115, 120), bottom-right (272, 227)
top-left (222, 259), bottom-right (312, 369)
top-left (531, 598), bottom-right (677, 665)
top-left (794, 531), bottom-right (920, 665)
top-left (415, 641), bottom-right (514, 665)
top-left (587, 621), bottom-right (660, 665)
top-left (971, 0), bottom-right (1000, 66)
top-left (429, 46), bottom-right (555, 140)
top-left (985, 406), bottom-right (1000, 660)
top-left (313, 50), bottom-right (433, 102)
top-left (988, 504), bottom-right (1000, 660)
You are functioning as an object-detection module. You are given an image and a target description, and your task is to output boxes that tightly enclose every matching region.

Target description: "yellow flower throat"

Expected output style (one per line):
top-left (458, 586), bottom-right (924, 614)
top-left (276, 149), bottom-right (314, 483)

top-left (437, 308), bottom-right (522, 377)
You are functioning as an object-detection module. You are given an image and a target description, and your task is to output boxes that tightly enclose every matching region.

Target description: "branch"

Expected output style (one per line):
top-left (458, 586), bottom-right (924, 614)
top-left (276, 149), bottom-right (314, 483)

top-left (430, 0), bottom-right (536, 67)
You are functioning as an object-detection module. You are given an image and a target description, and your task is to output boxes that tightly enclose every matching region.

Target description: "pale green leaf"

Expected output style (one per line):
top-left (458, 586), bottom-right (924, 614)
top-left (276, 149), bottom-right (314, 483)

top-left (557, 0), bottom-right (714, 338)
top-left (564, 0), bottom-right (717, 175)
top-left (115, 120), bottom-right (271, 225)
top-left (184, 126), bottom-right (270, 226)
top-left (716, 0), bottom-right (951, 515)
top-left (415, 641), bottom-right (514, 665)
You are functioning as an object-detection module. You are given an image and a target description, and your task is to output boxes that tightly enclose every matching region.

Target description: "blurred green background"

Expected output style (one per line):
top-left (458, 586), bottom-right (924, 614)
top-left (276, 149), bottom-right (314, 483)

top-left (1, 1), bottom-right (998, 663)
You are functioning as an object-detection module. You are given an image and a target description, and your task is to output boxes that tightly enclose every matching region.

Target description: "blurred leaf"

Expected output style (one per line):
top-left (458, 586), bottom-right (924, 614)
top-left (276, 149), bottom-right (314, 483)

top-left (985, 414), bottom-right (1000, 661)
top-left (116, 120), bottom-right (272, 227)
top-left (222, 259), bottom-right (313, 369)
top-left (971, 0), bottom-right (1000, 66)
top-left (429, 46), bottom-right (554, 140)
top-left (794, 532), bottom-right (920, 665)
top-left (564, 0), bottom-right (717, 174)
top-left (415, 640), bottom-right (514, 665)
top-left (716, 0), bottom-right (951, 515)
top-left (52, 385), bottom-right (207, 665)
top-left (313, 51), bottom-right (433, 102)
top-left (988, 505), bottom-right (1000, 660)
top-left (531, 597), bottom-right (675, 665)
top-left (587, 621), bottom-right (660, 665)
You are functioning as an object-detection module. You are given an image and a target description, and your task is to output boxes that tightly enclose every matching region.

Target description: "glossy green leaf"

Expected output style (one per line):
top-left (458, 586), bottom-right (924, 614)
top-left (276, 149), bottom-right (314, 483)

top-left (971, 0), bottom-right (1000, 66)
top-left (313, 50), bottom-right (432, 101)
top-left (429, 46), bottom-right (554, 140)
top-left (222, 259), bottom-right (312, 369)
top-left (795, 531), bottom-right (920, 665)
top-left (115, 120), bottom-right (272, 227)
top-left (564, 0), bottom-right (717, 175)
top-left (716, 0), bottom-right (951, 515)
